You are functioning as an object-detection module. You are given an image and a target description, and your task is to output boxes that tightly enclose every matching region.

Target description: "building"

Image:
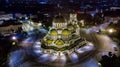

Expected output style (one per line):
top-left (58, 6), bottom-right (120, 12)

top-left (104, 11), bottom-right (120, 23)
top-left (41, 13), bottom-right (87, 55)
top-left (0, 20), bottom-right (22, 36)
top-left (22, 20), bottom-right (42, 32)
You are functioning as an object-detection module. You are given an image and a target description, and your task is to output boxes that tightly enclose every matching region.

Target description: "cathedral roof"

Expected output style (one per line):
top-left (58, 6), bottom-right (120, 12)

top-left (49, 29), bottom-right (58, 36)
top-left (53, 15), bottom-right (66, 23)
top-left (62, 29), bottom-right (71, 36)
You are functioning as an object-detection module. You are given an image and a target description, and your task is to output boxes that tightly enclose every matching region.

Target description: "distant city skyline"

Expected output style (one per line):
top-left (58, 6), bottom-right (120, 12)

top-left (0, 0), bottom-right (119, 4)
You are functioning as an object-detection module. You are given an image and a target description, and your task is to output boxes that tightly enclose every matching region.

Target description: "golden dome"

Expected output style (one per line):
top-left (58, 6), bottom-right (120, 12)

top-left (55, 39), bottom-right (64, 46)
top-left (49, 29), bottom-right (58, 36)
top-left (62, 29), bottom-right (71, 36)
top-left (46, 39), bottom-right (53, 45)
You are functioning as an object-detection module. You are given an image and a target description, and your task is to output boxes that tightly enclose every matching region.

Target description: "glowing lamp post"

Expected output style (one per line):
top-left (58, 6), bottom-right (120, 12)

top-left (11, 36), bottom-right (18, 46)
top-left (12, 36), bottom-right (17, 40)
top-left (107, 28), bottom-right (115, 33)
top-left (11, 36), bottom-right (18, 42)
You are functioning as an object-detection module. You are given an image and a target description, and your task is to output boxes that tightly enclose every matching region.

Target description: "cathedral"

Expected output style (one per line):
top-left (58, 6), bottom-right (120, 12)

top-left (41, 13), bottom-right (88, 55)
top-left (8, 13), bottom-right (119, 67)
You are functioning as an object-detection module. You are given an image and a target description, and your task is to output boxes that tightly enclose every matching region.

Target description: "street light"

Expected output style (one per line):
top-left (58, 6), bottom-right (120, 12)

top-left (12, 36), bottom-right (17, 40)
top-left (12, 42), bottom-right (16, 46)
top-left (107, 28), bottom-right (114, 33)
top-left (38, 23), bottom-right (42, 26)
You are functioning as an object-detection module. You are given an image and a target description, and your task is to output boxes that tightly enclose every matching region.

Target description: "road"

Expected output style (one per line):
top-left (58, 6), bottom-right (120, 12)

top-left (8, 28), bottom-right (119, 67)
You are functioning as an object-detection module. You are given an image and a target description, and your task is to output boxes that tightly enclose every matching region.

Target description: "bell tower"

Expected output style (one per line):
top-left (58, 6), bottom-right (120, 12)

top-left (69, 13), bottom-right (78, 24)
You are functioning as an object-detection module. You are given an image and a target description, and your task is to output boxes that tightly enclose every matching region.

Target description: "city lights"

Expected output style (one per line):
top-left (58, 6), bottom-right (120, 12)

top-left (38, 23), bottom-right (42, 26)
top-left (11, 36), bottom-right (17, 40)
top-left (108, 29), bottom-right (113, 33)
top-left (107, 28), bottom-right (116, 33)
top-left (12, 42), bottom-right (16, 45)
top-left (0, 0), bottom-right (120, 67)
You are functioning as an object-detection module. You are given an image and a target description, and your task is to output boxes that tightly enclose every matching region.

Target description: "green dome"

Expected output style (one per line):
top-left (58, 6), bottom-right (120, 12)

top-left (46, 39), bottom-right (53, 45)
top-left (55, 40), bottom-right (64, 46)
top-left (49, 29), bottom-right (58, 36)
top-left (68, 25), bottom-right (74, 31)
top-left (62, 29), bottom-right (71, 36)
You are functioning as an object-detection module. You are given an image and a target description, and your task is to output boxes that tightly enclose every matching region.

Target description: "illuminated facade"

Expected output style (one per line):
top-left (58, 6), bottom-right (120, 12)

top-left (41, 13), bottom-right (88, 55)
top-left (22, 20), bottom-right (42, 32)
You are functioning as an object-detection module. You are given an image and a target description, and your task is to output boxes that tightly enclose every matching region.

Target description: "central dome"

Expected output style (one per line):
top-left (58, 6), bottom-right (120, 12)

top-left (53, 15), bottom-right (66, 23)
top-left (52, 15), bottom-right (67, 28)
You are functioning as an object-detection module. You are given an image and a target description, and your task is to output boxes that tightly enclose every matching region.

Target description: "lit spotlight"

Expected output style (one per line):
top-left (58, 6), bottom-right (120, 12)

top-left (88, 42), bottom-right (94, 46)
top-left (82, 45), bottom-right (94, 51)
top-left (35, 41), bottom-right (41, 45)
top-left (60, 53), bottom-right (66, 64)
top-left (34, 49), bottom-right (42, 54)
top-left (49, 54), bottom-right (57, 62)
top-left (34, 45), bottom-right (41, 48)
top-left (39, 54), bottom-right (49, 62)
top-left (69, 53), bottom-right (78, 63)
top-left (76, 49), bottom-right (84, 53)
